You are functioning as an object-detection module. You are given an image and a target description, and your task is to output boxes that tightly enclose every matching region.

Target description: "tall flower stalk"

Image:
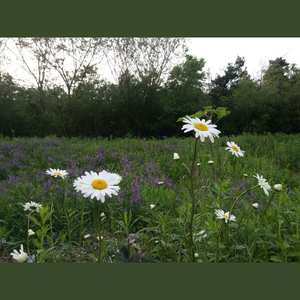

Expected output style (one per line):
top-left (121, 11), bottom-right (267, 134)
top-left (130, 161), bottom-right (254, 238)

top-left (73, 170), bottom-right (122, 263)
top-left (187, 138), bottom-right (199, 261)
top-left (181, 116), bottom-right (220, 262)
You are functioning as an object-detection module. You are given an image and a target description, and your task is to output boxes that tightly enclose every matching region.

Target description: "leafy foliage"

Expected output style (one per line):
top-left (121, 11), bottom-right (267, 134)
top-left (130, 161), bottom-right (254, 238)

top-left (0, 55), bottom-right (300, 137)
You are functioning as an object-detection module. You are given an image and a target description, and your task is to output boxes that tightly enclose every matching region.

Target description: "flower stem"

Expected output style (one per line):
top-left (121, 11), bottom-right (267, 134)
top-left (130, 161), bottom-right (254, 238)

top-left (27, 215), bottom-right (30, 254)
top-left (230, 185), bottom-right (259, 212)
top-left (188, 138), bottom-right (199, 262)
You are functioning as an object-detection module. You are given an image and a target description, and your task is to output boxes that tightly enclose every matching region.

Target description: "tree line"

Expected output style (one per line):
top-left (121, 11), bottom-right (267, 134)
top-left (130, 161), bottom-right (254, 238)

top-left (0, 38), bottom-right (299, 137)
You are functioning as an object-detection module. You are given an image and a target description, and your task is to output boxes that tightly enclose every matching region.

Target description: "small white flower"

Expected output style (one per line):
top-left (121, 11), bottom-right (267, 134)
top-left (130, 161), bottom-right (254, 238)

top-left (23, 201), bottom-right (42, 213)
top-left (84, 234), bottom-right (91, 239)
top-left (96, 235), bottom-right (104, 241)
top-left (194, 230), bottom-right (208, 242)
top-left (225, 141), bottom-right (245, 157)
top-left (208, 160), bottom-right (214, 164)
top-left (10, 244), bottom-right (28, 263)
top-left (46, 168), bottom-right (68, 179)
top-left (254, 174), bottom-right (272, 196)
top-left (273, 184), bottom-right (283, 191)
top-left (150, 204), bottom-right (156, 209)
top-left (100, 212), bottom-right (105, 218)
top-left (252, 202), bottom-right (259, 209)
top-left (73, 170), bottom-right (122, 202)
top-left (157, 181), bottom-right (164, 185)
top-left (181, 116), bottom-right (221, 142)
top-left (173, 153), bottom-right (180, 160)
top-left (215, 209), bottom-right (236, 223)
top-left (194, 252), bottom-right (199, 258)
top-left (196, 162), bottom-right (201, 166)
top-left (28, 229), bottom-right (35, 236)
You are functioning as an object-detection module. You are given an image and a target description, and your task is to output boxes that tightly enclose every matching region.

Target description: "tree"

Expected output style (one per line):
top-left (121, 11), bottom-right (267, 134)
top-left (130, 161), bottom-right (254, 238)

top-left (15, 38), bottom-right (51, 92)
top-left (44, 38), bottom-right (105, 97)
top-left (160, 55), bottom-right (211, 135)
top-left (168, 55), bottom-right (206, 89)
top-left (210, 56), bottom-right (249, 106)
top-left (105, 38), bottom-right (186, 87)
top-left (262, 57), bottom-right (294, 94)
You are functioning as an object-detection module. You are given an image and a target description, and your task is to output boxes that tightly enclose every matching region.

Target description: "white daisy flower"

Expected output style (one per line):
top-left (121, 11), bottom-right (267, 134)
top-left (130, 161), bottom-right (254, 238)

top-left (28, 229), bottom-right (35, 236)
top-left (254, 174), bottom-right (271, 196)
top-left (23, 201), bottom-right (42, 213)
top-left (181, 116), bottom-right (221, 142)
top-left (252, 202), bottom-right (259, 209)
top-left (208, 160), bottom-right (214, 164)
top-left (73, 170), bottom-right (122, 202)
top-left (173, 152), bottom-right (180, 160)
top-left (150, 204), bottom-right (156, 209)
top-left (10, 244), bottom-right (28, 263)
top-left (215, 209), bottom-right (236, 223)
top-left (225, 141), bottom-right (245, 157)
top-left (273, 184), bottom-right (283, 191)
top-left (46, 168), bottom-right (68, 179)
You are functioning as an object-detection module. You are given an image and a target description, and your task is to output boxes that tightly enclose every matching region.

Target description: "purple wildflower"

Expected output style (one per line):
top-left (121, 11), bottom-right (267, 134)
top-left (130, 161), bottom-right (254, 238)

top-left (130, 177), bottom-right (142, 204)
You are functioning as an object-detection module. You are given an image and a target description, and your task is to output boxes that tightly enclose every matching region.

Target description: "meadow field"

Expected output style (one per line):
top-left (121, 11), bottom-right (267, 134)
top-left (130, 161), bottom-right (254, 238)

top-left (0, 134), bottom-right (300, 263)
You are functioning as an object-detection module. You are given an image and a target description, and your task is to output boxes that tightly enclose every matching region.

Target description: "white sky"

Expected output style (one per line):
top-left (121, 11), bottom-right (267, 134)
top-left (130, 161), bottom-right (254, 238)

top-left (2, 38), bottom-right (300, 86)
top-left (187, 38), bottom-right (300, 80)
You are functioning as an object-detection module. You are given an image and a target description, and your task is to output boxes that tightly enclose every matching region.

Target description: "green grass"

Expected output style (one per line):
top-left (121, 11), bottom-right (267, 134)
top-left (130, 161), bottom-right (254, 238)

top-left (0, 133), bottom-right (300, 262)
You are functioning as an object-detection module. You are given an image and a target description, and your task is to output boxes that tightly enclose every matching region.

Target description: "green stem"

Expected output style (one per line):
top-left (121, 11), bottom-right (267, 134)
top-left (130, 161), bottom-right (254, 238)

top-left (94, 201), bottom-right (103, 263)
top-left (27, 215), bottom-right (30, 254)
top-left (230, 185), bottom-right (259, 212)
top-left (188, 138), bottom-right (199, 262)
top-left (80, 199), bottom-right (85, 243)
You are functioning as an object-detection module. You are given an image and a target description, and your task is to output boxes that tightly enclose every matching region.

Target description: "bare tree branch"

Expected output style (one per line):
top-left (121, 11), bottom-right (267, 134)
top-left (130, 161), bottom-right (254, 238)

top-left (105, 38), bottom-right (186, 86)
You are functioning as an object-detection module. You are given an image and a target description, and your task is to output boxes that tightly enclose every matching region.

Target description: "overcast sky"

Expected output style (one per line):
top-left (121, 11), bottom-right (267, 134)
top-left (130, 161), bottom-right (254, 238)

top-left (187, 38), bottom-right (300, 79)
top-left (3, 38), bottom-right (300, 85)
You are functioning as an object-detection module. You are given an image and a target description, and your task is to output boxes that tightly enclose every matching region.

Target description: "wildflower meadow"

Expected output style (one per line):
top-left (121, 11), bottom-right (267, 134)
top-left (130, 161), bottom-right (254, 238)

top-left (0, 125), bottom-right (299, 263)
top-left (0, 38), bottom-right (300, 263)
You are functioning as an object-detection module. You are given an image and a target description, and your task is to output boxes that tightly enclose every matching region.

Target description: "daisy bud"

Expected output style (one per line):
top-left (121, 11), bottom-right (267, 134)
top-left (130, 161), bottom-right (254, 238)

top-left (173, 153), bottom-right (180, 160)
top-left (208, 160), bottom-right (214, 164)
top-left (28, 229), bottom-right (35, 236)
top-left (273, 184), bottom-right (283, 191)
top-left (252, 202), bottom-right (259, 209)
top-left (150, 204), bottom-right (156, 209)
top-left (194, 252), bottom-right (199, 258)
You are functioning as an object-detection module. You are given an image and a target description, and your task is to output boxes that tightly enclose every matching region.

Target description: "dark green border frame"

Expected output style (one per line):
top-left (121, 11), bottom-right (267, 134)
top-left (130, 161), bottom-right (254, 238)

top-left (0, 264), bottom-right (299, 298)
top-left (1, 0), bottom-right (300, 298)
top-left (1, 0), bottom-right (300, 36)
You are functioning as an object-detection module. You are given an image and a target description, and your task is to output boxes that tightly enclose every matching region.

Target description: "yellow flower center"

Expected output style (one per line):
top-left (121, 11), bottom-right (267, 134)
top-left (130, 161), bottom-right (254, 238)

top-left (91, 179), bottom-right (108, 190)
top-left (53, 172), bottom-right (62, 177)
top-left (194, 122), bottom-right (208, 131)
top-left (224, 212), bottom-right (230, 221)
top-left (231, 145), bottom-right (240, 152)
